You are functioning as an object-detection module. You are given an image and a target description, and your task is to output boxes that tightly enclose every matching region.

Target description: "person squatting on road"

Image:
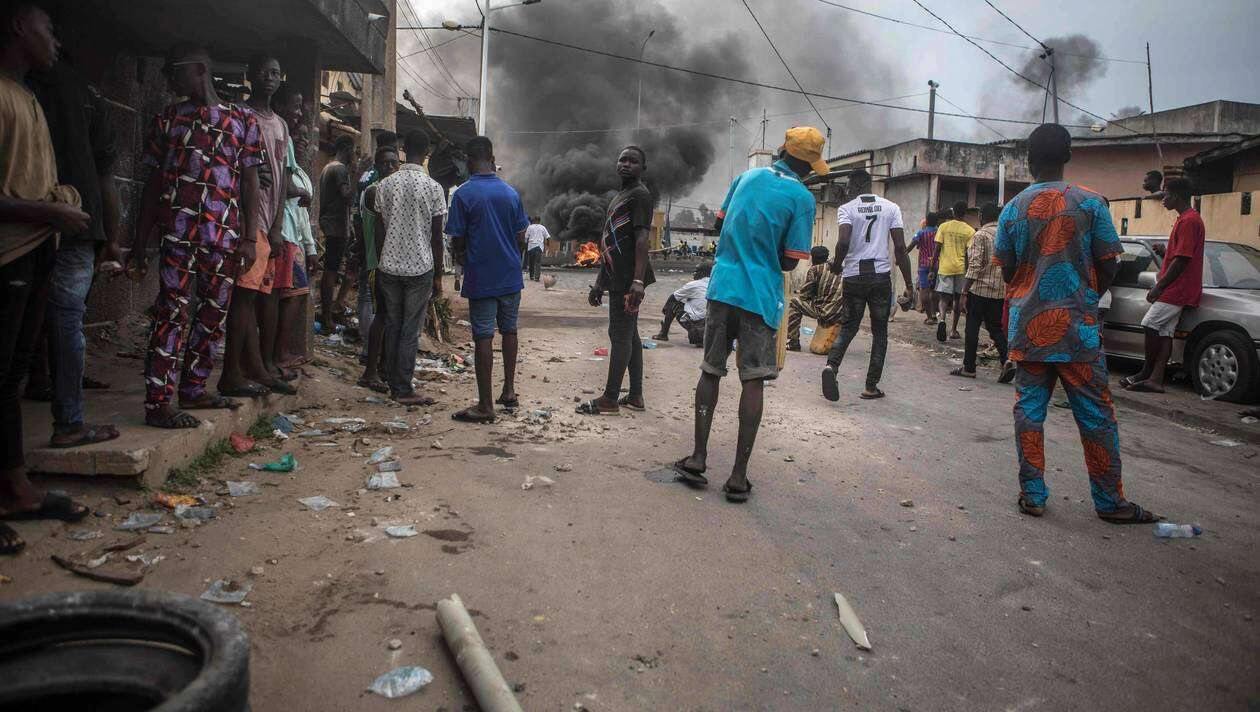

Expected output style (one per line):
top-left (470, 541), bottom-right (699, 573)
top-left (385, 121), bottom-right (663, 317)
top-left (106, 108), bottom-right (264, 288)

top-left (996, 122), bottom-right (1159, 525)
top-left (672, 127), bottom-right (820, 503)
top-left (785, 245), bottom-right (842, 352)
top-left (953, 202), bottom-right (1013, 382)
top-left (820, 169), bottom-right (915, 402)
top-left (654, 260), bottom-right (711, 347)
top-left (577, 146), bottom-right (655, 416)
top-left (446, 136), bottom-right (530, 423)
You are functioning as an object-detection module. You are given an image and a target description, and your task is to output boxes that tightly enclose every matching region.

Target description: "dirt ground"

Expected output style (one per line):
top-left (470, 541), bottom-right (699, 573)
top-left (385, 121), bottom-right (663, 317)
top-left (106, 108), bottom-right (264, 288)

top-left (2, 267), bottom-right (1258, 711)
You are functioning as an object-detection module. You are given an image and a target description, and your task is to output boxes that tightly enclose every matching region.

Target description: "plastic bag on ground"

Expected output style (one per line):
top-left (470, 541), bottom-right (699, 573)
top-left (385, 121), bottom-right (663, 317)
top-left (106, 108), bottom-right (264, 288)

top-left (298, 496), bottom-right (339, 511)
top-left (272, 414), bottom-right (296, 434)
top-left (227, 481), bottom-right (260, 497)
top-left (369, 666), bottom-right (434, 698)
top-left (115, 512), bottom-right (163, 531)
top-left (229, 432), bottom-right (255, 453)
top-left (200, 579), bottom-right (252, 604)
top-left (368, 446), bottom-right (394, 464)
top-left (249, 453), bottom-right (296, 472)
top-left (385, 524), bottom-right (417, 538)
top-left (367, 472), bottom-right (401, 490)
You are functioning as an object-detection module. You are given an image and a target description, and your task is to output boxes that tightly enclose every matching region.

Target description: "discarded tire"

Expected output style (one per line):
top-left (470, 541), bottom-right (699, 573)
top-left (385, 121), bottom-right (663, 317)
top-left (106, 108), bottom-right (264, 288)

top-left (0, 589), bottom-right (250, 712)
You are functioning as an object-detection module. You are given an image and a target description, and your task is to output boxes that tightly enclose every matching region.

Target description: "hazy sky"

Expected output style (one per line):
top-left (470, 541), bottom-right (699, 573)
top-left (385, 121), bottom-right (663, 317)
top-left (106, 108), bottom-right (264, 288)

top-left (395, 0), bottom-right (1260, 207)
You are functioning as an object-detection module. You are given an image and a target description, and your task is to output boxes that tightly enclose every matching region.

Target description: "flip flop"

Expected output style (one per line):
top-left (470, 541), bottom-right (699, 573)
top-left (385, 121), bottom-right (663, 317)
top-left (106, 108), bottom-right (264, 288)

top-left (396, 393), bottom-right (436, 406)
top-left (617, 395), bottom-right (645, 412)
top-left (266, 380), bottom-right (298, 395)
top-left (451, 407), bottom-right (496, 424)
top-left (859, 388), bottom-right (886, 400)
top-left (0, 492), bottom-right (89, 523)
top-left (575, 399), bottom-right (619, 416)
top-left (821, 366), bottom-right (840, 402)
top-left (219, 384), bottom-right (269, 398)
top-left (179, 395), bottom-right (242, 411)
top-left (0, 523), bottom-right (24, 555)
top-left (496, 395), bottom-right (520, 409)
top-left (1126, 381), bottom-right (1164, 394)
top-left (998, 361), bottom-right (1017, 384)
top-left (48, 424), bottom-right (120, 449)
top-left (145, 409), bottom-right (200, 429)
top-left (1017, 493), bottom-right (1045, 517)
top-left (1118, 376), bottom-right (1137, 389)
top-left (723, 480), bottom-right (753, 503)
top-left (357, 377), bottom-right (388, 393)
top-left (672, 458), bottom-right (708, 487)
top-left (936, 321), bottom-right (947, 343)
top-left (1097, 502), bottom-right (1161, 525)
top-left (950, 368), bottom-right (977, 378)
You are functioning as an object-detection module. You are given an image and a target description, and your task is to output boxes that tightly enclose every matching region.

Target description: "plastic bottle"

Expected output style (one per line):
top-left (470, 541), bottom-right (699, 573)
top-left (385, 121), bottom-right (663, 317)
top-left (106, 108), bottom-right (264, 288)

top-left (1154, 522), bottom-right (1202, 538)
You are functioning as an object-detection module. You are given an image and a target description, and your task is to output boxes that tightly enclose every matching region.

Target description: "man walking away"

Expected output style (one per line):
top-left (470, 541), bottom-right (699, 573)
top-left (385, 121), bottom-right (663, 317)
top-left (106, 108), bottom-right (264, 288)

top-left (318, 136), bottom-right (354, 333)
top-left (524, 215), bottom-right (549, 282)
top-left (932, 201), bottom-right (974, 341)
top-left (953, 202), bottom-right (1012, 381)
top-left (995, 123), bottom-right (1159, 524)
top-left (673, 127), bottom-right (819, 503)
top-left (355, 145), bottom-right (400, 394)
top-left (908, 211), bottom-right (940, 321)
top-left (821, 170), bottom-right (914, 401)
top-left (128, 43), bottom-right (263, 428)
top-left (655, 261), bottom-right (711, 346)
top-left (786, 245), bottom-right (842, 351)
top-left (446, 136), bottom-right (529, 423)
top-left (374, 130), bottom-right (446, 406)
top-left (577, 146), bottom-right (655, 415)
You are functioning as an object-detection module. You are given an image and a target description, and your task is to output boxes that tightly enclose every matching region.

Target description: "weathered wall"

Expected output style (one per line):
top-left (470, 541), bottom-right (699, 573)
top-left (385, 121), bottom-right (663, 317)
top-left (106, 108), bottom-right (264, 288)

top-left (1097, 100), bottom-right (1260, 138)
top-left (1066, 142), bottom-right (1213, 201)
top-left (1110, 193), bottom-right (1260, 250)
top-left (875, 139), bottom-right (1030, 185)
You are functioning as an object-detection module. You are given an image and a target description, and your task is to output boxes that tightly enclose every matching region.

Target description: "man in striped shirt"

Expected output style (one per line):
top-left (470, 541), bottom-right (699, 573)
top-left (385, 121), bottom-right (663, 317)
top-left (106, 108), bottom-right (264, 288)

top-left (953, 202), bottom-right (1011, 381)
top-left (786, 245), bottom-right (843, 351)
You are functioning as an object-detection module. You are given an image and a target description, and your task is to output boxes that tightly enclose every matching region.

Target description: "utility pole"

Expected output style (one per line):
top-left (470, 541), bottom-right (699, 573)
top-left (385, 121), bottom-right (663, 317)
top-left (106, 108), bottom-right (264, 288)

top-left (1047, 46), bottom-right (1059, 124)
top-left (760, 107), bottom-right (767, 150)
top-left (728, 116), bottom-right (735, 185)
top-left (635, 29), bottom-right (655, 132)
top-left (927, 80), bottom-right (939, 139)
top-left (1146, 41), bottom-right (1164, 164)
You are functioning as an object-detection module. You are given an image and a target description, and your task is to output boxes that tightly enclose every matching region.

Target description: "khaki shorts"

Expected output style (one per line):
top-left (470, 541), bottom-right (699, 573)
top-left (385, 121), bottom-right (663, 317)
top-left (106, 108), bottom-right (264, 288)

top-left (701, 300), bottom-right (779, 382)
top-left (1141, 300), bottom-right (1183, 337)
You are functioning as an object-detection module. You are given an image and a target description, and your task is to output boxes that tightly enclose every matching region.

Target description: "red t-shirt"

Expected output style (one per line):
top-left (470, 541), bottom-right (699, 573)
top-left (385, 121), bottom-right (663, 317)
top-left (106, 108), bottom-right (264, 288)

top-left (1158, 208), bottom-right (1205, 307)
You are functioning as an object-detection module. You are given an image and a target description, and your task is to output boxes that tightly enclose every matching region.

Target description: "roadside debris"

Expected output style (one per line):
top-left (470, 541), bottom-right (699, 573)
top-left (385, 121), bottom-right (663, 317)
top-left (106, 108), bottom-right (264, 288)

top-left (521, 475), bottom-right (555, 490)
top-left (174, 505), bottom-right (216, 522)
top-left (297, 429), bottom-right (328, 438)
top-left (1210, 439), bottom-right (1241, 447)
top-left (249, 453), bottom-right (297, 472)
top-left (375, 460), bottom-right (403, 473)
top-left (593, 347), bottom-right (609, 356)
top-left (368, 666), bottom-right (434, 699)
top-left (229, 432), bottom-right (256, 453)
top-left (899, 499), bottom-right (914, 508)
top-left (436, 593), bottom-right (524, 712)
top-left (153, 493), bottom-right (198, 509)
top-left (115, 512), bottom-right (163, 531)
top-left (833, 592), bottom-right (872, 651)
top-left (324, 417), bottom-right (367, 433)
top-left (51, 554), bottom-right (143, 586)
top-left (67, 529), bottom-right (103, 541)
top-left (385, 525), bottom-right (418, 538)
top-left (388, 638), bottom-right (403, 650)
top-left (1154, 522), bottom-right (1202, 538)
top-left (554, 463), bottom-right (573, 472)
top-left (272, 414), bottom-right (297, 433)
top-left (367, 472), bottom-right (401, 490)
top-left (298, 496), bottom-right (339, 511)
top-left (1242, 416), bottom-right (1259, 425)
top-left (368, 446), bottom-right (395, 463)
top-left (200, 579), bottom-right (252, 604)
top-left (226, 481), bottom-right (260, 497)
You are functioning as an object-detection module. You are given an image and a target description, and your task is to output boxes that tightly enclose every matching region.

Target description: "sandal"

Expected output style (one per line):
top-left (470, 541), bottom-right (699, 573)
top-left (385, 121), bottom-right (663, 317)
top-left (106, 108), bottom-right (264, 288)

top-left (179, 394), bottom-right (242, 411)
top-left (145, 409), bottom-right (200, 429)
top-left (1125, 380), bottom-right (1164, 394)
top-left (48, 424), bottom-right (120, 449)
top-left (266, 380), bottom-right (298, 395)
top-left (496, 394), bottom-right (520, 409)
top-left (0, 492), bottom-right (90, 523)
top-left (219, 383), bottom-right (269, 398)
top-left (998, 361), bottom-right (1017, 384)
top-left (0, 523), bottom-right (24, 555)
top-left (357, 377), bottom-right (388, 393)
top-left (672, 458), bottom-right (708, 488)
top-left (821, 366), bottom-right (840, 402)
top-left (451, 407), bottom-right (495, 424)
top-left (575, 399), bottom-right (619, 416)
top-left (1118, 376), bottom-right (1137, 389)
top-left (617, 395), bottom-right (645, 412)
top-left (950, 368), bottom-right (977, 379)
top-left (1097, 502), bottom-right (1161, 525)
top-left (723, 480), bottom-right (753, 503)
top-left (859, 388), bottom-right (886, 400)
top-left (396, 393), bottom-right (436, 406)
top-left (1017, 493), bottom-right (1045, 517)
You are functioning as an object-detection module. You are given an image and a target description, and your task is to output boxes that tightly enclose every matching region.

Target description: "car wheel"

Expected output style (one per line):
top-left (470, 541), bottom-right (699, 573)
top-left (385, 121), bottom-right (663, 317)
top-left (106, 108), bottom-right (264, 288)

top-left (1190, 329), bottom-right (1259, 403)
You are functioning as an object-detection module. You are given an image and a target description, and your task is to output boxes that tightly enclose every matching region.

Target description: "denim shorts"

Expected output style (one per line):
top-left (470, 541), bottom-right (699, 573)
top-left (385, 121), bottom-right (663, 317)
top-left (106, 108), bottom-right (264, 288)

top-left (468, 291), bottom-right (521, 340)
top-left (701, 299), bottom-right (779, 381)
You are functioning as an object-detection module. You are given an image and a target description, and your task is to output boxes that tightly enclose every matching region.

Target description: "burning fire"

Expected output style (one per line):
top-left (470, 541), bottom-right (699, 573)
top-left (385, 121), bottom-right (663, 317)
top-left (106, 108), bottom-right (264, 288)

top-left (573, 241), bottom-right (600, 267)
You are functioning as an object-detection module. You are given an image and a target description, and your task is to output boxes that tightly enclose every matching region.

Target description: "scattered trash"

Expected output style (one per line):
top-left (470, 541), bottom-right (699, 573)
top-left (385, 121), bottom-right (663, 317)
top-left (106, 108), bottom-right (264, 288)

top-left (385, 525), bottom-right (418, 538)
top-left (298, 496), bottom-right (338, 511)
top-left (51, 554), bottom-right (144, 586)
top-left (435, 593), bottom-right (522, 711)
top-left (124, 552), bottom-right (165, 568)
top-left (324, 417), bottom-right (367, 432)
top-left (554, 463), bottom-right (573, 472)
top-left (376, 460), bottom-right (403, 473)
top-left (363, 395), bottom-right (389, 404)
top-left (297, 429), bottom-right (328, 438)
top-left (248, 453), bottom-right (297, 472)
top-left (1210, 439), bottom-right (1242, 447)
top-left (593, 347), bottom-right (609, 356)
top-left (387, 638), bottom-right (403, 650)
top-left (174, 505), bottom-right (216, 522)
top-left (833, 592), bottom-right (872, 651)
top-left (368, 446), bottom-right (395, 464)
top-left (200, 579), bottom-right (252, 604)
top-left (368, 666), bottom-right (433, 699)
top-left (1242, 416), bottom-right (1259, 424)
top-left (367, 472), bottom-right (401, 490)
top-left (801, 326), bottom-right (816, 336)
top-left (523, 409), bottom-right (552, 425)
top-left (115, 512), bottom-right (163, 531)
top-left (381, 420), bottom-right (410, 433)
top-left (784, 455), bottom-right (795, 463)
top-left (957, 386), bottom-right (973, 392)
top-left (642, 341), bottom-right (658, 350)
top-left (272, 414), bottom-right (296, 434)
top-left (521, 475), bottom-right (555, 490)
top-left (272, 429), bottom-right (289, 440)
top-left (67, 530), bottom-right (103, 541)
top-left (586, 357), bottom-right (605, 362)
top-left (899, 499), bottom-right (914, 508)
top-left (153, 493), bottom-right (198, 510)
top-left (226, 481), bottom-right (260, 497)
top-left (147, 525), bottom-right (175, 535)
top-left (229, 432), bottom-right (256, 453)
top-left (431, 440), bottom-right (445, 450)
top-left (417, 414), bottom-right (433, 426)
top-left (1154, 522), bottom-right (1202, 538)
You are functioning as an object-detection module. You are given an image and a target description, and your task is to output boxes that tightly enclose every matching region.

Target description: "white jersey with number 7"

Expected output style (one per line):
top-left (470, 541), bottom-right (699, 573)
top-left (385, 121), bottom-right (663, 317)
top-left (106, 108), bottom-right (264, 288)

top-left (836, 194), bottom-right (904, 279)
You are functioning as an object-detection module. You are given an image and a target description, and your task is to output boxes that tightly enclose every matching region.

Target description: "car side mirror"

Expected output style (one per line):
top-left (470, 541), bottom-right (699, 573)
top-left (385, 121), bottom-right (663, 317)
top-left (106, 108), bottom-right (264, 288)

top-left (1137, 271), bottom-right (1157, 288)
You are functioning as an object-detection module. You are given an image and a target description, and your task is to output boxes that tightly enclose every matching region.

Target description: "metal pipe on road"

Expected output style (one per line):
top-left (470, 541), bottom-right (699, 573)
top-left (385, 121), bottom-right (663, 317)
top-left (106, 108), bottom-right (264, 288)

top-left (436, 594), bottom-right (524, 712)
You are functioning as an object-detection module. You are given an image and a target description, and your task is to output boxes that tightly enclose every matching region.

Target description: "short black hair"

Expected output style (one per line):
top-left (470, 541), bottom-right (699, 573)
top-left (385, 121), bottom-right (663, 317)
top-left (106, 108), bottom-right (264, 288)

top-left (375, 130), bottom-right (399, 149)
top-left (333, 135), bottom-right (355, 154)
top-left (466, 136), bottom-right (494, 163)
top-left (1027, 123), bottom-right (1072, 167)
top-left (1164, 176), bottom-right (1193, 200)
top-left (810, 245), bottom-right (830, 264)
top-left (952, 201), bottom-right (968, 219)
top-left (926, 211), bottom-right (941, 228)
top-left (247, 54), bottom-right (280, 76)
top-left (695, 261), bottom-right (714, 278)
top-left (1, 2), bottom-right (43, 42)
top-left (621, 145), bottom-right (646, 164)
top-left (404, 130), bottom-right (431, 160)
top-left (849, 169), bottom-right (871, 188)
top-left (271, 82), bottom-right (301, 110)
top-left (980, 202), bottom-right (1000, 224)
top-left (1145, 169), bottom-right (1163, 179)
top-left (374, 145), bottom-right (398, 163)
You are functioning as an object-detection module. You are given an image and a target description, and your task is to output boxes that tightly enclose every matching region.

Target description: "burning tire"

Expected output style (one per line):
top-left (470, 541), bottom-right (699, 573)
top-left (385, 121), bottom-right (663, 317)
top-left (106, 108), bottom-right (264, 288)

top-left (0, 589), bottom-right (250, 711)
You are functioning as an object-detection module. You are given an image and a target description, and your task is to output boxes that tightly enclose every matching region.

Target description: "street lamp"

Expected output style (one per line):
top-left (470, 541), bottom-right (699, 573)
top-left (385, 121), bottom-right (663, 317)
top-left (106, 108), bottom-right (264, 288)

top-left (636, 29), bottom-right (655, 132)
top-left (448, 0), bottom-right (541, 138)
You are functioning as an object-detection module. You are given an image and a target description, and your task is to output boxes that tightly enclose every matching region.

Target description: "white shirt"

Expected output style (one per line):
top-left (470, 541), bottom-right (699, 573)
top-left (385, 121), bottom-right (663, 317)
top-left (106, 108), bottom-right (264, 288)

top-left (673, 276), bottom-right (710, 321)
top-left (836, 194), bottom-right (904, 278)
top-left (525, 223), bottom-right (550, 251)
top-left (375, 164), bottom-right (448, 277)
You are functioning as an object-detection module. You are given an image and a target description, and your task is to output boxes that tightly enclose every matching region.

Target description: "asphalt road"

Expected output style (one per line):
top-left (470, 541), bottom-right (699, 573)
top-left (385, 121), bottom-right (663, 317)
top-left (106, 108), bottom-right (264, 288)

top-left (3, 268), bottom-right (1256, 711)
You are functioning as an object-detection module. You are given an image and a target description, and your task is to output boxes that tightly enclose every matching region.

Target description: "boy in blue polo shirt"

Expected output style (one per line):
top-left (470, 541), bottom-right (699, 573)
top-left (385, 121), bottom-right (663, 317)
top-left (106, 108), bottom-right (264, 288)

top-left (672, 127), bottom-right (821, 503)
top-left (445, 136), bottom-right (529, 423)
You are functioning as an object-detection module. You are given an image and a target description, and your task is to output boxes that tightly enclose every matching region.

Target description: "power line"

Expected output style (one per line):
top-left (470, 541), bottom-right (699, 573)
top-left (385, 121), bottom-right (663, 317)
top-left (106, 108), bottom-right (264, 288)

top-left (814, 0), bottom-right (1143, 64)
top-left (934, 92), bottom-right (1008, 140)
top-left (399, 30), bottom-right (479, 59)
top-left (397, 0), bottom-right (466, 97)
top-left (487, 26), bottom-right (1096, 129)
top-left (739, 0), bottom-right (830, 139)
top-left (982, 0), bottom-right (1044, 48)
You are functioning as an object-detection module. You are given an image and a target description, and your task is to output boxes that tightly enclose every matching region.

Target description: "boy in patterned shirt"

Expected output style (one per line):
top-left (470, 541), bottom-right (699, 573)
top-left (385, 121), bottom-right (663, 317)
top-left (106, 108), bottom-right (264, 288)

top-left (994, 123), bottom-right (1159, 524)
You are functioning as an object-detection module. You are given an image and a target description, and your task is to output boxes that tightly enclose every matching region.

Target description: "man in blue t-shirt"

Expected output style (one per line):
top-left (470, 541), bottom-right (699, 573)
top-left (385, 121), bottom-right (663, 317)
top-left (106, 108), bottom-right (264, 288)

top-left (672, 127), bottom-right (820, 503)
top-left (444, 136), bottom-right (529, 423)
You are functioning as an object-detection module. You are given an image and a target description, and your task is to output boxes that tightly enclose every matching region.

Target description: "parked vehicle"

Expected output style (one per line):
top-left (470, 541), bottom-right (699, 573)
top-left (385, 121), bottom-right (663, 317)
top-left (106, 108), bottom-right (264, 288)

top-left (1104, 237), bottom-right (1260, 403)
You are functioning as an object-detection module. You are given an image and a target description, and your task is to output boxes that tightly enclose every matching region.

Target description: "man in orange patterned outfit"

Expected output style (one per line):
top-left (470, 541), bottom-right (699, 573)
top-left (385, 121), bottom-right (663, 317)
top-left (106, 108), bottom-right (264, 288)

top-left (994, 123), bottom-right (1159, 524)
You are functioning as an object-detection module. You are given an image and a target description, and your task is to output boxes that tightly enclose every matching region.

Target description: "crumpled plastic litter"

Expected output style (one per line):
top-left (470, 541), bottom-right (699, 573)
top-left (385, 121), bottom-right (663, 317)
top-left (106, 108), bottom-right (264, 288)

top-left (385, 525), bottom-right (417, 538)
top-left (802, 326), bottom-right (816, 336)
top-left (229, 432), bottom-right (255, 453)
top-left (324, 417), bottom-right (367, 433)
top-left (272, 414), bottom-right (296, 434)
top-left (248, 453), bottom-right (296, 472)
top-left (593, 347), bottom-right (609, 356)
top-left (200, 579), bottom-right (252, 604)
top-left (642, 341), bottom-right (658, 349)
top-left (153, 492), bottom-right (198, 509)
top-left (174, 505), bottom-right (216, 521)
top-left (367, 472), bottom-right (401, 490)
top-left (147, 525), bottom-right (175, 535)
top-left (125, 552), bottom-right (165, 568)
top-left (380, 420), bottom-right (409, 433)
top-left (375, 460), bottom-right (402, 473)
top-left (297, 429), bottom-right (328, 438)
top-left (521, 475), bottom-right (555, 490)
top-left (67, 529), bottom-right (102, 541)
top-left (368, 666), bottom-right (433, 698)
top-left (368, 446), bottom-right (395, 464)
top-left (227, 481), bottom-right (260, 497)
top-left (115, 512), bottom-right (163, 531)
top-left (298, 496), bottom-right (338, 511)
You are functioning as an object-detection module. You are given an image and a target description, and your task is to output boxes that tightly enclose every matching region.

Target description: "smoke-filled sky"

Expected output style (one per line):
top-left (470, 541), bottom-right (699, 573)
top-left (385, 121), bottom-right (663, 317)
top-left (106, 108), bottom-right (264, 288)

top-left (396, 0), bottom-right (1260, 219)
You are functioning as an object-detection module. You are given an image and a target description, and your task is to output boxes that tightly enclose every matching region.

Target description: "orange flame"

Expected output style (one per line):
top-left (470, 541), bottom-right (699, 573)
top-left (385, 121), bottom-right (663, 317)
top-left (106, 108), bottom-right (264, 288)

top-left (574, 241), bottom-right (600, 266)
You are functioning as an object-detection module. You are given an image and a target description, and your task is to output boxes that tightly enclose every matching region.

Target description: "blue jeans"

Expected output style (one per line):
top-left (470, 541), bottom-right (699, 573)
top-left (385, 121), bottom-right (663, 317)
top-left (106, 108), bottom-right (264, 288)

top-left (468, 291), bottom-right (521, 341)
top-left (376, 270), bottom-right (433, 398)
top-left (46, 241), bottom-right (95, 432)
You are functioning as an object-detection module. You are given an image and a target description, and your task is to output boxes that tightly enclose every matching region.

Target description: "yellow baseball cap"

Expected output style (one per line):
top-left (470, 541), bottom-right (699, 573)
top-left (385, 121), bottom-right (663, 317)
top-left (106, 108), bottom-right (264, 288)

top-left (783, 126), bottom-right (831, 177)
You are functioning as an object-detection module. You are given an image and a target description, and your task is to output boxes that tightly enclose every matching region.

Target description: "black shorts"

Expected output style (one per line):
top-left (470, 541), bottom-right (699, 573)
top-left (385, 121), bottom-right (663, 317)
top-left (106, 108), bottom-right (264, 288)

top-left (322, 234), bottom-right (348, 274)
top-left (701, 300), bottom-right (779, 381)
